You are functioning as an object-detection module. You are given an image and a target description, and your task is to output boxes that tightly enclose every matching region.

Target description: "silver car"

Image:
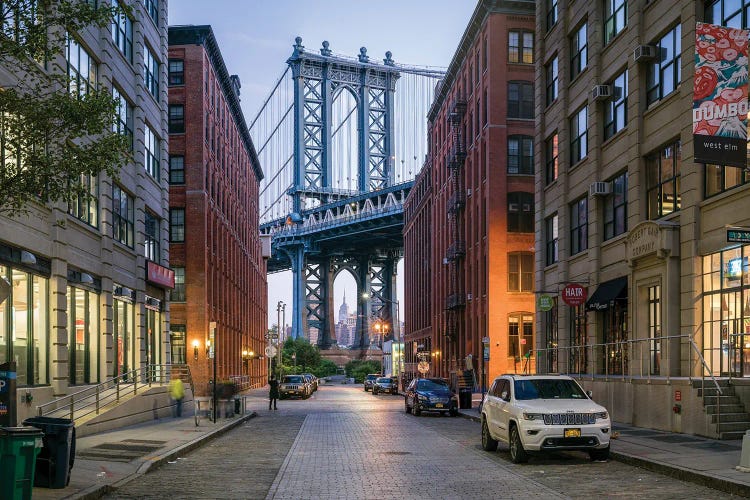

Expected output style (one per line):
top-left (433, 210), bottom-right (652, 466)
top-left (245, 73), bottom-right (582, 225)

top-left (372, 377), bottom-right (398, 395)
top-left (280, 375), bottom-right (310, 399)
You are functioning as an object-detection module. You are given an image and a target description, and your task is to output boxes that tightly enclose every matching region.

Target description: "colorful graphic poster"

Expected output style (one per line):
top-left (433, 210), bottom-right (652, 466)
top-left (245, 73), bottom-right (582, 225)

top-left (693, 23), bottom-right (749, 168)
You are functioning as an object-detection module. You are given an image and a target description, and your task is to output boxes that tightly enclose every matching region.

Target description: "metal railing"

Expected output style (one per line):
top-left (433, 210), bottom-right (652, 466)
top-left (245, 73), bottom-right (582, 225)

top-left (534, 335), bottom-right (723, 433)
top-left (36, 364), bottom-right (196, 423)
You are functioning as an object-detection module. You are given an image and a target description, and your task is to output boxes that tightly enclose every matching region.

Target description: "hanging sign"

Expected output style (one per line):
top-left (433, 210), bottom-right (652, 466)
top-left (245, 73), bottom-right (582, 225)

top-left (693, 22), bottom-right (749, 168)
top-left (538, 294), bottom-right (554, 312)
top-left (561, 284), bottom-right (587, 307)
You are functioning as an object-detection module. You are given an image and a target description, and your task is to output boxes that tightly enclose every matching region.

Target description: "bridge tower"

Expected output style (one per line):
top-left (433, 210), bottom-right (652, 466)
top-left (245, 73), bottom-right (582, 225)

top-left (283, 38), bottom-right (402, 349)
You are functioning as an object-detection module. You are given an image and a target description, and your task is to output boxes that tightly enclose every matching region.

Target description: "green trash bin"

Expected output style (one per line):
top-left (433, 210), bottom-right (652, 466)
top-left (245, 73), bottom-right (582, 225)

top-left (0, 426), bottom-right (43, 500)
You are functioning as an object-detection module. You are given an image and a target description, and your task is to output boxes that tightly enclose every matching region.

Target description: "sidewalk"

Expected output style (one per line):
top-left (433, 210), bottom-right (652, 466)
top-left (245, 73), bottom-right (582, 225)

top-left (460, 394), bottom-right (750, 498)
top-left (31, 386), bottom-right (269, 500)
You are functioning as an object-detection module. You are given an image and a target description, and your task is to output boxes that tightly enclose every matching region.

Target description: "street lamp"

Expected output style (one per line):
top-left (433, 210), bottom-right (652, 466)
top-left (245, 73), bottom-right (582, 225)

top-left (362, 292), bottom-right (402, 380)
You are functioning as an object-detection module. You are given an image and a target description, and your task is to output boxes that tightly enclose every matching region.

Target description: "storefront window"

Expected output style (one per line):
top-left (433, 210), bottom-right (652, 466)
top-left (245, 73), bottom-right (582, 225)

top-left (114, 297), bottom-right (134, 379)
top-left (0, 266), bottom-right (49, 386)
top-left (702, 245), bottom-right (750, 376)
top-left (145, 305), bottom-right (162, 379)
top-left (648, 285), bottom-right (661, 375)
top-left (67, 286), bottom-right (100, 385)
top-left (569, 304), bottom-right (587, 373)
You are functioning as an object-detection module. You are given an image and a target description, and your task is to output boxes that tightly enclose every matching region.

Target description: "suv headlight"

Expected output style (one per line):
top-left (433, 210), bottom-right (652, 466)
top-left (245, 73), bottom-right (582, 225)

top-left (417, 394), bottom-right (429, 402)
top-left (523, 412), bottom-right (545, 421)
top-left (595, 411), bottom-right (609, 420)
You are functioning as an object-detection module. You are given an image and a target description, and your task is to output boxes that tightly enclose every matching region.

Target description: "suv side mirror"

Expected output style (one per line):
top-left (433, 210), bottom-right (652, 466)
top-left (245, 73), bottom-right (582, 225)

top-left (587, 390), bottom-right (593, 398)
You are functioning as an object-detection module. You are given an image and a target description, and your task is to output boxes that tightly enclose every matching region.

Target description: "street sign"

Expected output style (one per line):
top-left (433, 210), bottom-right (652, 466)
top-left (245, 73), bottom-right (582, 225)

top-left (265, 346), bottom-right (277, 357)
top-left (483, 345), bottom-right (490, 361)
top-left (418, 361), bottom-right (430, 374)
top-left (561, 283), bottom-right (587, 307)
top-left (264, 333), bottom-right (279, 340)
top-left (482, 336), bottom-right (489, 344)
top-left (727, 228), bottom-right (750, 243)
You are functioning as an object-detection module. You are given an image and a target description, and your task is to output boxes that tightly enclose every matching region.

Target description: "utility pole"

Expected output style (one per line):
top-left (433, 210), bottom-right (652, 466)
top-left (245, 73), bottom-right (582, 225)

top-left (209, 321), bottom-right (217, 423)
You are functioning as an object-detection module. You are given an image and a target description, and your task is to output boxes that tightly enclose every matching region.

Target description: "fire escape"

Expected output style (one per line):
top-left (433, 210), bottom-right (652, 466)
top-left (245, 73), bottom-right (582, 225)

top-left (444, 94), bottom-right (466, 343)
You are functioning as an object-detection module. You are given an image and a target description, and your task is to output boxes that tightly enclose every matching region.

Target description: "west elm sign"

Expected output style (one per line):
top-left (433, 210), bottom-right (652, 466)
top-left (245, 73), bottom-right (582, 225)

top-left (727, 228), bottom-right (750, 244)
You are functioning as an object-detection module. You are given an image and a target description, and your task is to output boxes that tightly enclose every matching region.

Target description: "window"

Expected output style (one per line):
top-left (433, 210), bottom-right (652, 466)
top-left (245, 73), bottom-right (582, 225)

top-left (545, 214), bottom-right (558, 265)
top-left (144, 211), bottom-right (159, 262)
top-left (508, 253), bottom-right (533, 292)
top-left (545, 133), bottom-right (558, 185)
top-left (170, 325), bottom-right (186, 364)
top-left (545, 56), bottom-right (558, 106)
top-left (604, 0), bottom-right (627, 45)
top-left (509, 313), bottom-right (534, 358)
top-left (646, 140), bottom-right (681, 219)
top-left (111, 0), bottom-right (132, 62)
top-left (508, 135), bottom-right (533, 175)
top-left (67, 286), bottom-right (99, 385)
top-left (170, 208), bottom-right (185, 242)
top-left (169, 105), bottom-right (185, 133)
top-left (113, 87), bottom-right (133, 150)
top-left (168, 59), bottom-right (184, 86)
top-left (547, 0), bottom-right (558, 31)
top-left (143, 0), bottom-right (158, 24)
top-left (508, 30), bottom-right (534, 64)
top-left (648, 285), bottom-right (661, 375)
top-left (0, 267), bottom-right (49, 386)
top-left (145, 125), bottom-right (159, 179)
top-left (68, 173), bottom-right (98, 227)
top-left (569, 305), bottom-right (587, 372)
top-left (66, 34), bottom-right (96, 97)
top-left (144, 46), bottom-right (159, 97)
top-left (172, 267), bottom-right (185, 302)
top-left (508, 192), bottom-right (534, 233)
top-left (604, 172), bottom-right (628, 240)
top-left (169, 155), bottom-right (185, 184)
top-left (647, 25), bottom-right (681, 104)
top-left (604, 70), bottom-right (627, 139)
top-left (112, 184), bottom-right (134, 247)
top-left (705, 163), bottom-right (749, 197)
top-left (508, 81), bottom-right (534, 119)
top-left (570, 22), bottom-right (588, 79)
top-left (570, 106), bottom-right (588, 164)
top-left (706, 0), bottom-right (750, 30)
top-left (570, 197), bottom-right (588, 255)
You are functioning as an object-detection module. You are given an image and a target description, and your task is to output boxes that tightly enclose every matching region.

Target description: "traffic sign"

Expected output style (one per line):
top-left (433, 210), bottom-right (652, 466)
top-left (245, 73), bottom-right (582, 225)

top-left (727, 228), bottom-right (750, 243)
top-left (265, 332), bottom-right (279, 340)
top-left (417, 361), bottom-right (430, 374)
top-left (265, 346), bottom-right (277, 357)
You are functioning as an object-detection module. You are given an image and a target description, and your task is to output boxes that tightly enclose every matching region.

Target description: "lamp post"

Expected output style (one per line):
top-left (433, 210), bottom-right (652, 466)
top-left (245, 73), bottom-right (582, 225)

top-left (362, 292), bottom-right (401, 380)
top-left (275, 301), bottom-right (284, 378)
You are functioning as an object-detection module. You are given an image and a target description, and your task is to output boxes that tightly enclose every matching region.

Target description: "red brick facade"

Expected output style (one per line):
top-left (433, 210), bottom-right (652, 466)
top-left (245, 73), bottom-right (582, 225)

top-left (168, 26), bottom-right (267, 395)
top-left (403, 1), bottom-right (536, 389)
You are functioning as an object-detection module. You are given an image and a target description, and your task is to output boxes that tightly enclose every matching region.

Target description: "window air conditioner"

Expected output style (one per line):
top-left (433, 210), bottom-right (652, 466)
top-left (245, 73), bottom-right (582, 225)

top-left (633, 45), bottom-right (657, 63)
top-left (589, 181), bottom-right (611, 196)
top-left (591, 85), bottom-right (611, 101)
top-left (467, 293), bottom-right (473, 301)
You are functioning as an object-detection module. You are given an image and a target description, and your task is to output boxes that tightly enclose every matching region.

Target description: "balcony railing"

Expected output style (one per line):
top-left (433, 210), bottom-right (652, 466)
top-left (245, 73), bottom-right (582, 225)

top-left (446, 141), bottom-right (466, 170)
top-left (447, 190), bottom-right (466, 214)
top-left (446, 240), bottom-right (466, 260)
top-left (445, 292), bottom-right (466, 309)
top-left (448, 95), bottom-right (467, 124)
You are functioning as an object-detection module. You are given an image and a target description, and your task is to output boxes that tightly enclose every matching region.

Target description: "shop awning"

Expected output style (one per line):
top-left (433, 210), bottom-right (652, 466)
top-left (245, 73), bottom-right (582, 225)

top-left (586, 276), bottom-right (627, 311)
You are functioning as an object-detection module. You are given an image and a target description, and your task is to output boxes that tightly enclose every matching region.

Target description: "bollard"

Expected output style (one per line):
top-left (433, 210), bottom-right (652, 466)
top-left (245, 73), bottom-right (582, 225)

top-left (736, 430), bottom-right (750, 472)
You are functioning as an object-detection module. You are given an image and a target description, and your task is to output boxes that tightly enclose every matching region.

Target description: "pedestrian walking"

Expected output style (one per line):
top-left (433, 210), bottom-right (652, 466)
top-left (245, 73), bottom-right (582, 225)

top-left (169, 377), bottom-right (185, 417)
top-left (269, 374), bottom-right (279, 410)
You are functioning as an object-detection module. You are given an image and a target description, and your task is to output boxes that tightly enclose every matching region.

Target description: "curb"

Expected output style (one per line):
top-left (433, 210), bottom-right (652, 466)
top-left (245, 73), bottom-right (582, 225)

top-left (609, 450), bottom-right (750, 499)
top-left (69, 411), bottom-right (258, 500)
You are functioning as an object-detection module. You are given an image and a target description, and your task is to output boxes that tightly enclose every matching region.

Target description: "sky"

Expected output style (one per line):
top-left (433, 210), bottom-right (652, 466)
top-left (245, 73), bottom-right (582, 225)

top-left (168, 0), bottom-right (478, 326)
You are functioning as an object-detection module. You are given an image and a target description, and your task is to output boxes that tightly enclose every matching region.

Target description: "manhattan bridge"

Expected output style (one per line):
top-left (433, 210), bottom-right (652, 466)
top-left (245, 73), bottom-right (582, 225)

top-left (254, 37), bottom-right (443, 349)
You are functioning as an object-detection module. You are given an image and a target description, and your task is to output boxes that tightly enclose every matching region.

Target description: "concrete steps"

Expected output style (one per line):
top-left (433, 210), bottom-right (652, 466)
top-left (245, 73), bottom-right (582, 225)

top-left (695, 381), bottom-right (750, 439)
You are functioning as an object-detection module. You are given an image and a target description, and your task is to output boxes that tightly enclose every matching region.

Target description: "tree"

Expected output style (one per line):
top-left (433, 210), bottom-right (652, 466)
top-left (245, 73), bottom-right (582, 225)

top-left (345, 359), bottom-right (382, 383)
top-left (0, 1), bottom-right (131, 216)
top-left (313, 359), bottom-right (338, 378)
top-left (282, 337), bottom-right (321, 372)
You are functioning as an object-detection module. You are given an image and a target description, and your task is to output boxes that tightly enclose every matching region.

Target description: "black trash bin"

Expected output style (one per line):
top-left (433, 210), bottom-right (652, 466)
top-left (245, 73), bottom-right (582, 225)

top-left (21, 416), bottom-right (75, 489)
top-left (458, 388), bottom-right (472, 409)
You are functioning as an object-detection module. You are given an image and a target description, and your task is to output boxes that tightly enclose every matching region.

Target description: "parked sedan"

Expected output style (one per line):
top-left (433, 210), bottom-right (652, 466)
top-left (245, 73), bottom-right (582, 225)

top-left (372, 377), bottom-right (398, 395)
top-left (279, 375), bottom-right (310, 399)
top-left (404, 378), bottom-right (458, 416)
top-left (363, 373), bottom-right (381, 392)
top-left (302, 373), bottom-right (318, 391)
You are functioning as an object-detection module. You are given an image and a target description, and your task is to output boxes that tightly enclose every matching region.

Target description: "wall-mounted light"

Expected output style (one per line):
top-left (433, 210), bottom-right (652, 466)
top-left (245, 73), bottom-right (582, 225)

top-left (193, 340), bottom-right (200, 360)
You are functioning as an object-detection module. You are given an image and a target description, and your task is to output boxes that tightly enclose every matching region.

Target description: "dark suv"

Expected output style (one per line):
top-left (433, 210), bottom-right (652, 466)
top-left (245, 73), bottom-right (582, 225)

top-left (404, 377), bottom-right (458, 417)
top-left (363, 373), bottom-right (381, 392)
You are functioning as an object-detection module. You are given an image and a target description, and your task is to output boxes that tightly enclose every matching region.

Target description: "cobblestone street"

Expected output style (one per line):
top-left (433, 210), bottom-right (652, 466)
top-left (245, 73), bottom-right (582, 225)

top-left (104, 385), bottom-right (737, 499)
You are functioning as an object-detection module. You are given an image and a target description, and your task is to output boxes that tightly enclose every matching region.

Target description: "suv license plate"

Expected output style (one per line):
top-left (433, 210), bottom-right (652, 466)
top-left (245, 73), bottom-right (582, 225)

top-left (564, 428), bottom-right (581, 438)
top-left (435, 403), bottom-right (444, 408)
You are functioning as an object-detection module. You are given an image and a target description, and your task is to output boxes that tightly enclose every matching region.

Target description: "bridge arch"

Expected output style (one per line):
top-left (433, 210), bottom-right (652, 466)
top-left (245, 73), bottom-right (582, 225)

top-left (330, 85), bottom-right (359, 194)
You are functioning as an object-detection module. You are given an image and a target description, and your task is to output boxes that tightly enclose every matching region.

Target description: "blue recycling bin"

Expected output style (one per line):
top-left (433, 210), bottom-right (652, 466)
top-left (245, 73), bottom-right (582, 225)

top-left (21, 416), bottom-right (75, 488)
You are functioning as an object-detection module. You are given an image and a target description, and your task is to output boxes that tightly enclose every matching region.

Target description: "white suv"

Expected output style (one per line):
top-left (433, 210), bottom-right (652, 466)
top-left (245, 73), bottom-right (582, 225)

top-left (480, 374), bottom-right (611, 463)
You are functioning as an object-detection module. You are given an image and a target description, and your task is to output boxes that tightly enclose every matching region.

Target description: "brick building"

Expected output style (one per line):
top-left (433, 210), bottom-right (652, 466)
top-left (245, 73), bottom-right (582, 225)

top-left (403, 0), bottom-right (536, 389)
top-left (168, 26), bottom-right (267, 394)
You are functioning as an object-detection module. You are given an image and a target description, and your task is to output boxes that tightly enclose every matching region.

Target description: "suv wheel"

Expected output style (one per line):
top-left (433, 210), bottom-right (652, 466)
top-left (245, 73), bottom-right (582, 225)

top-left (449, 408), bottom-right (458, 417)
top-left (481, 418), bottom-right (498, 451)
top-left (413, 403), bottom-right (421, 416)
top-left (509, 425), bottom-right (529, 463)
top-left (404, 401), bottom-right (411, 413)
top-left (589, 446), bottom-right (609, 462)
